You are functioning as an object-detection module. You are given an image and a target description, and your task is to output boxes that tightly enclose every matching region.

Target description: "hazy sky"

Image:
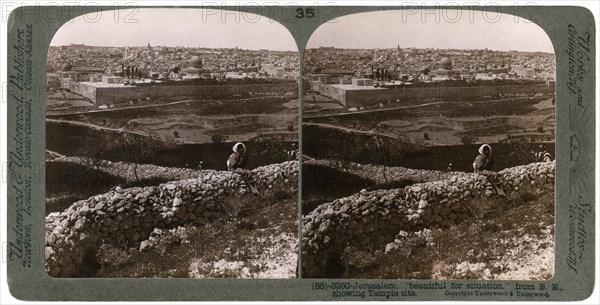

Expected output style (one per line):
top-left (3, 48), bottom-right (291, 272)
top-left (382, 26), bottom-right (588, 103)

top-left (307, 10), bottom-right (554, 53)
top-left (51, 8), bottom-right (297, 51)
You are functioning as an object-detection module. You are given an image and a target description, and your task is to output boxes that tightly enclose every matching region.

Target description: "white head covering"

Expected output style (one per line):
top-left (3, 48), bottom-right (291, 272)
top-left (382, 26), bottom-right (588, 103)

top-left (478, 144), bottom-right (492, 156)
top-left (233, 142), bottom-right (246, 155)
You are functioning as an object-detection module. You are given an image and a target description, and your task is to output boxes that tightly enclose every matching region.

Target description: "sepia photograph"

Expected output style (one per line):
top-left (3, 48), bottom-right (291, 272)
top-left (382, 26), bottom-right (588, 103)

top-left (301, 10), bottom-right (556, 279)
top-left (44, 8), bottom-right (300, 278)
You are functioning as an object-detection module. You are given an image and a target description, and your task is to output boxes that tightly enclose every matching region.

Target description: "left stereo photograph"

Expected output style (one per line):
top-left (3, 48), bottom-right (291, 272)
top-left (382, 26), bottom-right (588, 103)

top-left (44, 8), bottom-right (300, 278)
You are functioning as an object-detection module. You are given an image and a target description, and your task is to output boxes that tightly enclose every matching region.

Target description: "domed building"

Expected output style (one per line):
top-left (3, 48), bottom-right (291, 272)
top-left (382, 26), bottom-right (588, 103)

top-left (182, 55), bottom-right (209, 79)
top-left (439, 58), bottom-right (452, 70)
top-left (189, 56), bottom-right (203, 69)
top-left (433, 57), bottom-right (460, 80)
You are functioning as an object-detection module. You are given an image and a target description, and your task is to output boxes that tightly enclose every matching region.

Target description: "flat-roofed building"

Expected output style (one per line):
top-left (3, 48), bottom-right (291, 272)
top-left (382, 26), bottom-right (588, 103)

top-left (352, 78), bottom-right (374, 86)
top-left (102, 75), bottom-right (125, 84)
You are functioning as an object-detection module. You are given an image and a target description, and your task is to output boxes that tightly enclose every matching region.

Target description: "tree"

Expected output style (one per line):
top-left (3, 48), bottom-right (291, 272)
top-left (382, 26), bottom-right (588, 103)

top-left (367, 135), bottom-right (426, 183)
top-left (460, 135), bottom-right (477, 145)
top-left (248, 133), bottom-right (289, 163)
top-left (211, 134), bottom-right (227, 144)
top-left (81, 136), bottom-right (111, 171)
top-left (330, 138), bottom-right (360, 173)
top-left (119, 133), bottom-right (175, 182)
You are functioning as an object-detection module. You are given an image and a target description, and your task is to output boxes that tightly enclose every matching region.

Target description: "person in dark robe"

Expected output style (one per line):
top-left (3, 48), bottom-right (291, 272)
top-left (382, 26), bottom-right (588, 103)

top-left (227, 142), bottom-right (248, 171)
top-left (227, 142), bottom-right (258, 195)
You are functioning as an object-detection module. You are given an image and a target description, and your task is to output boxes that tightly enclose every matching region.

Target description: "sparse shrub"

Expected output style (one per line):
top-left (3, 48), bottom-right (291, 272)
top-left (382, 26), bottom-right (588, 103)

top-left (97, 244), bottom-right (132, 266)
top-left (119, 133), bottom-right (176, 182)
top-left (287, 124), bottom-right (295, 132)
top-left (366, 135), bottom-right (427, 183)
top-left (423, 132), bottom-right (430, 140)
top-left (537, 125), bottom-right (544, 133)
top-left (517, 191), bottom-right (538, 204)
top-left (248, 133), bottom-right (289, 162)
top-left (340, 246), bottom-right (382, 272)
top-left (80, 137), bottom-right (111, 170)
top-left (173, 130), bottom-right (179, 138)
top-left (469, 197), bottom-right (498, 220)
top-left (211, 134), bottom-right (226, 144)
top-left (460, 135), bottom-right (477, 145)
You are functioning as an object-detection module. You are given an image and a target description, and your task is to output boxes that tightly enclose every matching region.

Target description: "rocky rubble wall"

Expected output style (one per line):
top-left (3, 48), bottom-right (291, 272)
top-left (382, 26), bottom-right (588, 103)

top-left (301, 161), bottom-right (555, 278)
top-left (45, 161), bottom-right (298, 277)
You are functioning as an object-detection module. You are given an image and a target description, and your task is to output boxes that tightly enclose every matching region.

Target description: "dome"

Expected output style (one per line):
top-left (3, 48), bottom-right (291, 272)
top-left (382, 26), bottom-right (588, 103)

top-left (439, 58), bottom-right (452, 70)
top-left (310, 66), bottom-right (322, 74)
top-left (189, 56), bottom-right (203, 67)
top-left (61, 63), bottom-right (72, 71)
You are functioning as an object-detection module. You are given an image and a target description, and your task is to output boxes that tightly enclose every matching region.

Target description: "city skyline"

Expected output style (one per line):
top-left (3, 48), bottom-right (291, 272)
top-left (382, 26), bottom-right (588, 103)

top-left (307, 10), bottom-right (554, 53)
top-left (51, 8), bottom-right (298, 51)
top-left (51, 8), bottom-right (554, 53)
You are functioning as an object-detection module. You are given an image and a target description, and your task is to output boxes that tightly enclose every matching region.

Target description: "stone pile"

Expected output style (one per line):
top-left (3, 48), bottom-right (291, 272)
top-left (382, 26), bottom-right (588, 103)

top-left (45, 161), bottom-right (298, 277)
top-left (301, 161), bottom-right (555, 278)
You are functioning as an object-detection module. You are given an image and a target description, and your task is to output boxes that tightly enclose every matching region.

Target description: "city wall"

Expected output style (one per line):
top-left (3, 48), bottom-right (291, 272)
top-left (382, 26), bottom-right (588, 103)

top-left (313, 82), bottom-right (555, 107)
top-left (301, 161), bottom-right (555, 277)
top-left (312, 82), bottom-right (347, 103)
top-left (61, 80), bottom-right (297, 105)
top-left (45, 161), bottom-right (298, 277)
top-left (60, 79), bottom-right (97, 101)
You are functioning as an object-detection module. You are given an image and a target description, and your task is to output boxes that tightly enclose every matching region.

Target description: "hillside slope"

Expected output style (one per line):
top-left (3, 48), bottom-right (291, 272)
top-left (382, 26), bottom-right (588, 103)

top-left (302, 161), bottom-right (555, 279)
top-left (46, 161), bottom-right (299, 278)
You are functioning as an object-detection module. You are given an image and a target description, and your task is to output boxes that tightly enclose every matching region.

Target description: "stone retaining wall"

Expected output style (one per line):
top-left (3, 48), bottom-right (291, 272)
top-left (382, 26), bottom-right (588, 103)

top-left (301, 161), bottom-right (555, 277)
top-left (60, 79), bottom-right (297, 105)
top-left (312, 82), bottom-right (554, 107)
top-left (45, 161), bottom-right (298, 277)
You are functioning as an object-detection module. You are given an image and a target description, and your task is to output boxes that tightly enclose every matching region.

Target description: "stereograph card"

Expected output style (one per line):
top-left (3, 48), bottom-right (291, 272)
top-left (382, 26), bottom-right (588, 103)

top-left (3, 3), bottom-right (597, 302)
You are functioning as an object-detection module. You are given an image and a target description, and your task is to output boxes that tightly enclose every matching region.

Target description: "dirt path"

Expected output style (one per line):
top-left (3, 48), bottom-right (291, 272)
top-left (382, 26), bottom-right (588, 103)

top-left (46, 118), bottom-right (149, 137)
top-left (303, 122), bottom-right (396, 139)
top-left (304, 101), bottom-right (445, 119)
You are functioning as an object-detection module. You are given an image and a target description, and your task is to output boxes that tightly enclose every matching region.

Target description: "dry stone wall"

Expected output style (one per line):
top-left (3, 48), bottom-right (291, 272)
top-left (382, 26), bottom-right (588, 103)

top-left (45, 161), bottom-right (298, 277)
top-left (301, 161), bottom-right (555, 278)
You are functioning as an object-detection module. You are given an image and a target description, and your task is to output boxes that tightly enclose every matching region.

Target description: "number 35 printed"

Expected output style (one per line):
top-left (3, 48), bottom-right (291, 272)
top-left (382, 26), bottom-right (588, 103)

top-left (296, 8), bottom-right (315, 18)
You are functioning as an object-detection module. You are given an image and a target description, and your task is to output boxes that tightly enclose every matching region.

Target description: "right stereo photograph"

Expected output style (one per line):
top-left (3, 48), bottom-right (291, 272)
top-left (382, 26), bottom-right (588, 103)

top-left (301, 9), bottom-right (556, 279)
